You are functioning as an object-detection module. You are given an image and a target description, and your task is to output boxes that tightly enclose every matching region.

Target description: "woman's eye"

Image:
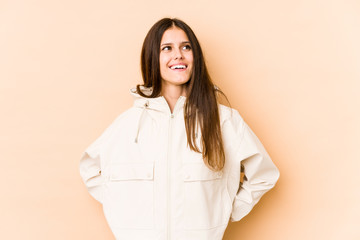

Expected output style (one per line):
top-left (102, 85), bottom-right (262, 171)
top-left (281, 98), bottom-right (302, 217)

top-left (162, 46), bottom-right (171, 51)
top-left (183, 45), bottom-right (191, 50)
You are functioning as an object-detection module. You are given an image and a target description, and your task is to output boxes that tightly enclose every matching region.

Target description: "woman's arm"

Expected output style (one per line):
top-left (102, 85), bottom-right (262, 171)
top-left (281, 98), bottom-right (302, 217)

top-left (230, 120), bottom-right (280, 222)
top-left (79, 149), bottom-right (104, 203)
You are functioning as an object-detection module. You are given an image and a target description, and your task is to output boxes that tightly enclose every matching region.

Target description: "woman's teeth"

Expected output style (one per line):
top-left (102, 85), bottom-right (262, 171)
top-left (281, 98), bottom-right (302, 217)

top-left (170, 65), bottom-right (186, 69)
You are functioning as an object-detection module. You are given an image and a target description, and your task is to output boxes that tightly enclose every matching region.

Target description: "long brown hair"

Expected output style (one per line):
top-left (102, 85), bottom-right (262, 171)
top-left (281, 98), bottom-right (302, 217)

top-left (137, 18), bottom-right (226, 171)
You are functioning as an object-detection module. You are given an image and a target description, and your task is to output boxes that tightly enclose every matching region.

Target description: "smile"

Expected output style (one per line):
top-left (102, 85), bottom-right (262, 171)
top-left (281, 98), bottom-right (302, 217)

top-left (169, 64), bottom-right (187, 70)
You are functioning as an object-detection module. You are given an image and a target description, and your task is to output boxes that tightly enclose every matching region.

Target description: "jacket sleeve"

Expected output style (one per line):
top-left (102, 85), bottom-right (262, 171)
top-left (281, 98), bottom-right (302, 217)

top-left (79, 144), bottom-right (104, 204)
top-left (230, 121), bottom-right (280, 222)
top-left (79, 114), bottom-right (124, 203)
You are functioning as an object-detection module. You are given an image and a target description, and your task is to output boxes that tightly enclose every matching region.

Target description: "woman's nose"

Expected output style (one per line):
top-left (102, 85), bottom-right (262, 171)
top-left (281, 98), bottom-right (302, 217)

top-left (173, 48), bottom-right (183, 60)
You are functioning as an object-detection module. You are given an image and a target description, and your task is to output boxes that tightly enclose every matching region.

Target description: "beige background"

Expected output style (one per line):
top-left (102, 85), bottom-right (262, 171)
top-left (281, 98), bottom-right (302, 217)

top-left (1, 0), bottom-right (359, 239)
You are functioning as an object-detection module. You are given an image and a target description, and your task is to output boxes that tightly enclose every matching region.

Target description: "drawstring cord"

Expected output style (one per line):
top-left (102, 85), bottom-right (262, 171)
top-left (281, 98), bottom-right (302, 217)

top-left (134, 100), bottom-right (149, 143)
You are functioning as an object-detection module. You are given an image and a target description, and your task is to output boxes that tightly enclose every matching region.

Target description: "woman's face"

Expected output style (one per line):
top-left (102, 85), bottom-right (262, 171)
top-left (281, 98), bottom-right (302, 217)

top-left (159, 27), bottom-right (194, 88)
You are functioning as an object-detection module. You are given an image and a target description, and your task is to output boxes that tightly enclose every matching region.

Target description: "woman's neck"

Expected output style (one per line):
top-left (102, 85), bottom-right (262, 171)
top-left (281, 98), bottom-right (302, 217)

top-left (161, 83), bottom-right (186, 113)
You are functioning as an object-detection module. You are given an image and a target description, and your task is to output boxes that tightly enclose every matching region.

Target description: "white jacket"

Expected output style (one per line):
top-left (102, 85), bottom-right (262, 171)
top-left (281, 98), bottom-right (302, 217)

top-left (79, 88), bottom-right (280, 240)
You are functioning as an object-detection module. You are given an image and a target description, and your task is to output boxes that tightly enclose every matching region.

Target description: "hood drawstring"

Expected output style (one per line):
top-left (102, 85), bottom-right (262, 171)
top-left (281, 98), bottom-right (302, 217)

top-left (135, 100), bottom-right (149, 143)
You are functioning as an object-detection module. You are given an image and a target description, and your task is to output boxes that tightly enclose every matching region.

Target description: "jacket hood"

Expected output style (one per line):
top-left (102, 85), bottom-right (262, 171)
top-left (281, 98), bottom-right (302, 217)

top-left (130, 86), bottom-right (186, 115)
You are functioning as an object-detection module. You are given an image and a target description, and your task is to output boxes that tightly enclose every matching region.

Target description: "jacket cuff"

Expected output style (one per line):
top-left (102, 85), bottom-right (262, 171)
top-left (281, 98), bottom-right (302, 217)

top-left (230, 202), bottom-right (254, 222)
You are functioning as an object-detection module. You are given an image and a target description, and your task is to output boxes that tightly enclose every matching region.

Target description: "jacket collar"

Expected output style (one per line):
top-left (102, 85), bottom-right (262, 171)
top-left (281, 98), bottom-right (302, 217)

top-left (130, 87), bottom-right (186, 115)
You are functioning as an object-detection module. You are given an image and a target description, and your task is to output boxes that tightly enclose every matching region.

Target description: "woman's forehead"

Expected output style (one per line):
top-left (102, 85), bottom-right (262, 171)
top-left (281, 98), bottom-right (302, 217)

top-left (161, 27), bottom-right (189, 44)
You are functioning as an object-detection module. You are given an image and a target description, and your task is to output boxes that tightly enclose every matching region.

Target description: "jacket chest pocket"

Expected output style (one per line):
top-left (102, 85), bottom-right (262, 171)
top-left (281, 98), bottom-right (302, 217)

top-left (103, 162), bottom-right (154, 230)
top-left (182, 163), bottom-right (231, 230)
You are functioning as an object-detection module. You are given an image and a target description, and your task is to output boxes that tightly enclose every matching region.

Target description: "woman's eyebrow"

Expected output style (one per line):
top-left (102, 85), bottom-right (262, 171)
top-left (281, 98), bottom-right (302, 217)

top-left (160, 41), bottom-right (191, 46)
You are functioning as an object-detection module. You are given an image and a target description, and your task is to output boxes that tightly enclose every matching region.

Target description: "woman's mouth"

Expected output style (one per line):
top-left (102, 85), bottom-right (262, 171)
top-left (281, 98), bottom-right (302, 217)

top-left (169, 64), bottom-right (187, 70)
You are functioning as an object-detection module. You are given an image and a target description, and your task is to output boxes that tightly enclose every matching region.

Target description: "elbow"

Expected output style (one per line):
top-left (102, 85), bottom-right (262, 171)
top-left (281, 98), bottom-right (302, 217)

top-left (256, 168), bottom-right (279, 187)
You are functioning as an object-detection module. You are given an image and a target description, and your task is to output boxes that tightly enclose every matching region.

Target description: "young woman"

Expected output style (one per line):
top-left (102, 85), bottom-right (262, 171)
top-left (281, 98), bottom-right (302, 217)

top-left (80, 18), bottom-right (280, 240)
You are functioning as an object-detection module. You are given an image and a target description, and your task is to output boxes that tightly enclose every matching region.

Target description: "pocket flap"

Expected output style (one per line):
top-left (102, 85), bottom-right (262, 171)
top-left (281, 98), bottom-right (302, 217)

top-left (110, 162), bottom-right (154, 181)
top-left (183, 163), bottom-right (223, 182)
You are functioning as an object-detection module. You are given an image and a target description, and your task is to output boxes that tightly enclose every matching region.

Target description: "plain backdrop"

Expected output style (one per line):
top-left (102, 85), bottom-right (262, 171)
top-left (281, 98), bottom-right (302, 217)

top-left (1, 0), bottom-right (359, 239)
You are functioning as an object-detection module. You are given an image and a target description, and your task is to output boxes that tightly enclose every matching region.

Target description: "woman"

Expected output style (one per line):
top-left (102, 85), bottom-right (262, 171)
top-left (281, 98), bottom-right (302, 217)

top-left (80, 18), bottom-right (279, 240)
